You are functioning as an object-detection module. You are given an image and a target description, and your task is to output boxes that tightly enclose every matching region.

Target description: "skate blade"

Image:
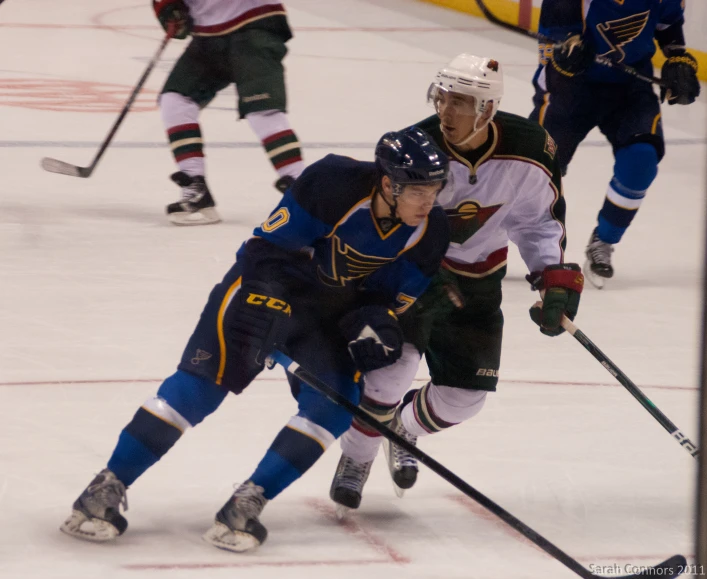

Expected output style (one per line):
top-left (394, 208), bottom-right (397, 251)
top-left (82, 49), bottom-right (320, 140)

top-left (60, 510), bottom-right (121, 542)
top-left (202, 521), bottom-right (262, 553)
top-left (168, 207), bottom-right (221, 226)
top-left (335, 503), bottom-right (354, 521)
top-left (583, 260), bottom-right (606, 290)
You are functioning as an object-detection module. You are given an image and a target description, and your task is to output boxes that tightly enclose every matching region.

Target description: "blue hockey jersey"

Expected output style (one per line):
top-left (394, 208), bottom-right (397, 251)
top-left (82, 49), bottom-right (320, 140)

top-left (535, 0), bottom-right (685, 84)
top-left (238, 154), bottom-right (450, 316)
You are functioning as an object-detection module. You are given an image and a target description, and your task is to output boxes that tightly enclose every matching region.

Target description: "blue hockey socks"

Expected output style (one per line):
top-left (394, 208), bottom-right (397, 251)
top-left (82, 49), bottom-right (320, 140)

top-left (107, 370), bottom-right (227, 486)
top-left (597, 143), bottom-right (658, 244)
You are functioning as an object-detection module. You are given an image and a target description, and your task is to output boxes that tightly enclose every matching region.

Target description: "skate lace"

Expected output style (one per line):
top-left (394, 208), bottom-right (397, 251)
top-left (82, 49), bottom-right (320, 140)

top-left (232, 482), bottom-right (267, 519)
top-left (182, 182), bottom-right (206, 203)
top-left (337, 457), bottom-right (372, 492)
top-left (88, 474), bottom-right (128, 512)
top-left (587, 236), bottom-right (614, 266)
top-left (392, 422), bottom-right (418, 468)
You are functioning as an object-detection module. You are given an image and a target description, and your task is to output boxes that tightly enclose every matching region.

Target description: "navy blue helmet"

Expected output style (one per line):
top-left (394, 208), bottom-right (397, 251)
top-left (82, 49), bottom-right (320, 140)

top-left (375, 127), bottom-right (449, 193)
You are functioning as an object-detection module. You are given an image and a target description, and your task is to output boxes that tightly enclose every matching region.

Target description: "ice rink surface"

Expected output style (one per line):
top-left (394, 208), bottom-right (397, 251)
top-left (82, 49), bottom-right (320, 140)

top-left (1, 0), bottom-right (705, 577)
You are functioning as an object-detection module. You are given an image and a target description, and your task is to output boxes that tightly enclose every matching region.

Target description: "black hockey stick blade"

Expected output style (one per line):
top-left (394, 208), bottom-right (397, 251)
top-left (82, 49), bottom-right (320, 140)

top-left (39, 34), bottom-right (170, 180)
top-left (266, 350), bottom-right (688, 579)
top-left (40, 157), bottom-right (92, 178)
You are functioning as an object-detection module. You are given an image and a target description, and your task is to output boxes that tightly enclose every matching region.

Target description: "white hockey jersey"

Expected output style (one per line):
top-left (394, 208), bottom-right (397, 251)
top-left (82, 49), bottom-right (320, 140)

top-left (182, 0), bottom-right (288, 36)
top-left (415, 112), bottom-right (566, 279)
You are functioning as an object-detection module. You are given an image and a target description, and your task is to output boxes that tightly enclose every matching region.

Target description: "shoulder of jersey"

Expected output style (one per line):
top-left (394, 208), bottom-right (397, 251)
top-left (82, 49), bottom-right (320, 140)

top-left (291, 154), bottom-right (377, 216)
top-left (494, 111), bottom-right (557, 167)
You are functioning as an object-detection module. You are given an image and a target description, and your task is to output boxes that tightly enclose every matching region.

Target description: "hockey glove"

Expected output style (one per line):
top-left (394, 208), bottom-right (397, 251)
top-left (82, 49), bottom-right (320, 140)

top-left (526, 264), bottom-right (584, 337)
top-left (229, 280), bottom-right (291, 365)
top-left (551, 34), bottom-right (595, 77)
top-left (339, 305), bottom-right (404, 372)
top-left (153, 0), bottom-right (193, 39)
top-left (660, 52), bottom-right (700, 105)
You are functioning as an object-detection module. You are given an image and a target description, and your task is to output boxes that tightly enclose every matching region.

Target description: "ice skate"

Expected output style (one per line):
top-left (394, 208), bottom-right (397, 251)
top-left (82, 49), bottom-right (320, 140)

top-left (60, 468), bottom-right (128, 542)
top-left (329, 454), bottom-right (373, 519)
top-left (166, 171), bottom-right (221, 225)
top-left (583, 228), bottom-right (614, 289)
top-left (382, 408), bottom-right (418, 497)
top-left (203, 481), bottom-right (268, 552)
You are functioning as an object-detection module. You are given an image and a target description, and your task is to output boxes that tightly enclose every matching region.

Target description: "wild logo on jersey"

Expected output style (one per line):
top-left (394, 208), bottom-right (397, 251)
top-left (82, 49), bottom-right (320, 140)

top-left (317, 235), bottom-right (395, 287)
top-left (445, 201), bottom-right (503, 244)
top-left (596, 11), bottom-right (650, 62)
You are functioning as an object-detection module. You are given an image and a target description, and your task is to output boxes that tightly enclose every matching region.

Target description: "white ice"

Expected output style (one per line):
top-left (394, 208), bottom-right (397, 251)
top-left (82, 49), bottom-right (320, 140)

top-left (0, 0), bottom-right (704, 577)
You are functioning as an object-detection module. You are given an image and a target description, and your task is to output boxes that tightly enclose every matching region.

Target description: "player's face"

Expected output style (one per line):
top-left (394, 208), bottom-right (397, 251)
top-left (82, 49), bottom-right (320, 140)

top-left (395, 182), bottom-right (442, 226)
top-left (431, 88), bottom-right (494, 145)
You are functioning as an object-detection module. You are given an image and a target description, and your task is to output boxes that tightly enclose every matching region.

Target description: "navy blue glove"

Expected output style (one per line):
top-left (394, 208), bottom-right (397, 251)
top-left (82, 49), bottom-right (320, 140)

top-left (153, 0), bottom-right (193, 39)
top-left (661, 52), bottom-right (700, 105)
top-left (229, 280), bottom-right (291, 364)
top-left (339, 305), bottom-right (403, 372)
top-left (551, 34), bottom-right (595, 77)
top-left (527, 264), bottom-right (584, 337)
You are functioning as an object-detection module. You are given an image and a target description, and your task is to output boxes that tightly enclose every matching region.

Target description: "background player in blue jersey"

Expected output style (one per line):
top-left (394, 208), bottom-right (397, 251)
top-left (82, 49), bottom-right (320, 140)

top-left (59, 127), bottom-right (451, 552)
top-left (529, 0), bottom-right (699, 288)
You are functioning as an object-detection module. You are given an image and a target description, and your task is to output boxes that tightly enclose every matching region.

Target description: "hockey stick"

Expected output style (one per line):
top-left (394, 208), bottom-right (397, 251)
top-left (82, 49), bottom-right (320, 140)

top-left (40, 34), bottom-right (171, 178)
top-left (561, 317), bottom-right (699, 459)
top-left (266, 349), bottom-right (687, 579)
top-left (471, 0), bottom-right (667, 88)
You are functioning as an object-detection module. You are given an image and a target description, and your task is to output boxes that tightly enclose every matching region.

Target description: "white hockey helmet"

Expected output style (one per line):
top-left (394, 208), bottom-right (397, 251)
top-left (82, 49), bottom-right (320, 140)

top-left (427, 54), bottom-right (504, 117)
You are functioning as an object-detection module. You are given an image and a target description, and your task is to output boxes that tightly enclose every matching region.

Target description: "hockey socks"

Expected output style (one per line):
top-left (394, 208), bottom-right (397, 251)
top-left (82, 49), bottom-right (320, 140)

top-left (249, 416), bottom-right (335, 499)
top-left (107, 371), bottom-right (227, 486)
top-left (246, 110), bottom-right (304, 179)
top-left (597, 143), bottom-right (658, 244)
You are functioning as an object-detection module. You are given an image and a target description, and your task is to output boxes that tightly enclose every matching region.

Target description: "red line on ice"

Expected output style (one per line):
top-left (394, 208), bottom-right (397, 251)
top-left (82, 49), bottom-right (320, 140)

top-left (305, 498), bottom-right (410, 564)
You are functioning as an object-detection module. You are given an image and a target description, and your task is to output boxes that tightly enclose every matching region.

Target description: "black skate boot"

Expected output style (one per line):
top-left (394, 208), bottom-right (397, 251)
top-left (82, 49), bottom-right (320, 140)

top-left (383, 408), bottom-right (418, 497)
top-left (202, 481), bottom-right (268, 552)
top-left (330, 454), bottom-right (373, 519)
top-left (274, 175), bottom-right (296, 194)
top-left (60, 468), bottom-right (128, 542)
top-left (166, 171), bottom-right (221, 225)
top-left (583, 228), bottom-right (614, 289)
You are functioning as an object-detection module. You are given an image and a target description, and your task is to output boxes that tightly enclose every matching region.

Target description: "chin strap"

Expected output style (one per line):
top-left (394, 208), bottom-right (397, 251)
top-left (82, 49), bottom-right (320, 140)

top-left (375, 184), bottom-right (402, 227)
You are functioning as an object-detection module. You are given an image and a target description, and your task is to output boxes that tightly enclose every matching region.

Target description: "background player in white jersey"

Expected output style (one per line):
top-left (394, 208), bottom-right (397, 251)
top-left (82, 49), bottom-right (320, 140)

top-left (153, 0), bottom-right (304, 225)
top-left (330, 54), bottom-right (585, 511)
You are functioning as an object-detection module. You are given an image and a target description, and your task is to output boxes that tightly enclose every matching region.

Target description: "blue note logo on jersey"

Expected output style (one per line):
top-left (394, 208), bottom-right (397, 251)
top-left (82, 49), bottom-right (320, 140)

top-left (317, 235), bottom-right (395, 287)
top-left (596, 11), bottom-right (650, 62)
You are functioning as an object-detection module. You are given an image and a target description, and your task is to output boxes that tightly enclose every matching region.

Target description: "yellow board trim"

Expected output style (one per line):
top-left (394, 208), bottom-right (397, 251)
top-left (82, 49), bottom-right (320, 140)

top-left (417, 0), bottom-right (707, 81)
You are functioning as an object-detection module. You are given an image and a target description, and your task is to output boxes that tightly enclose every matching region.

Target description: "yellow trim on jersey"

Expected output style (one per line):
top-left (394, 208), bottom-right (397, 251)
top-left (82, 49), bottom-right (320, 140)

top-left (651, 112), bottom-right (661, 134)
top-left (396, 218), bottom-right (429, 257)
top-left (325, 193), bottom-right (373, 239)
top-left (216, 277), bottom-right (242, 385)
